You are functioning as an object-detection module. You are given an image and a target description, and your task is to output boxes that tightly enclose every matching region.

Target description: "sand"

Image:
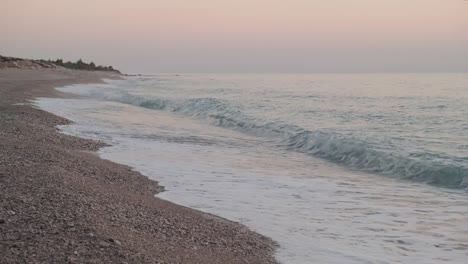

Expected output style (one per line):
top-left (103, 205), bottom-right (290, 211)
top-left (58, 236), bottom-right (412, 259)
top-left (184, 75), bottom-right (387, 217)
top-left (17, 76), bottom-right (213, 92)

top-left (0, 68), bottom-right (278, 264)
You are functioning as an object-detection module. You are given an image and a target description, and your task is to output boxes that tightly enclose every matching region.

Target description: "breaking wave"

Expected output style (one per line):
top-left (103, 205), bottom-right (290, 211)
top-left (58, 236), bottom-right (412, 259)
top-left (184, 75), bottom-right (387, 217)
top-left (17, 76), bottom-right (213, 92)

top-left (83, 90), bottom-right (468, 190)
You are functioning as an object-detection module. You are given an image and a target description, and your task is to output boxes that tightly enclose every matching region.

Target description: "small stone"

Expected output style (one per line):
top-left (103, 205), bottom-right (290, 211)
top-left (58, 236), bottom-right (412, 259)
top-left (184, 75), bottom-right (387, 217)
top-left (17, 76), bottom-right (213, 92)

top-left (87, 232), bottom-right (95, 238)
top-left (99, 241), bottom-right (110, 248)
top-left (114, 240), bottom-right (122, 246)
top-left (6, 210), bottom-right (16, 216)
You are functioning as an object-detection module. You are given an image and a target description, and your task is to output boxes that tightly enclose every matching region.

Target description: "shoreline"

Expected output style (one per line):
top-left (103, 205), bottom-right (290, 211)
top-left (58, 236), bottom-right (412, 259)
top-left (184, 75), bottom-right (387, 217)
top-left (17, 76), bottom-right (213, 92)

top-left (0, 68), bottom-right (278, 263)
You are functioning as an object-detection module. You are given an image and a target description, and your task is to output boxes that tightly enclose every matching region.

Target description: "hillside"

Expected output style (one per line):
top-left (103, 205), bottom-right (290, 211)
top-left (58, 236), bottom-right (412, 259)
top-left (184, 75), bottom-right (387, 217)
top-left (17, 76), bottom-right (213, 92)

top-left (0, 55), bottom-right (120, 73)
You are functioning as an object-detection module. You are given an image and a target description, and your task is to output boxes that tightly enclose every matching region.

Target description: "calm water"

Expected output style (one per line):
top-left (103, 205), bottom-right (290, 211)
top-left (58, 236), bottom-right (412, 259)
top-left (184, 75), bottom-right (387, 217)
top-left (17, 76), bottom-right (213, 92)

top-left (37, 74), bottom-right (468, 263)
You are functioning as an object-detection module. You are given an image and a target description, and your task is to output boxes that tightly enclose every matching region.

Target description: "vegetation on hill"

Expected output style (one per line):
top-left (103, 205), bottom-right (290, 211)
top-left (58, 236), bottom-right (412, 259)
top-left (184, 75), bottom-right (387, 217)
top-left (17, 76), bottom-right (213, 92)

top-left (0, 55), bottom-right (120, 73)
top-left (47, 58), bottom-right (120, 73)
top-left (0, 55), bottom-right (56, 69)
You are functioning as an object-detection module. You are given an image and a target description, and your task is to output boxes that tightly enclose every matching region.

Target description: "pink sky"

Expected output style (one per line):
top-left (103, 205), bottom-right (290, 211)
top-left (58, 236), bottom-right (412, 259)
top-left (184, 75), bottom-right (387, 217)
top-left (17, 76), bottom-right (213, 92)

top-left (2, 0), bottom-right (468, 73)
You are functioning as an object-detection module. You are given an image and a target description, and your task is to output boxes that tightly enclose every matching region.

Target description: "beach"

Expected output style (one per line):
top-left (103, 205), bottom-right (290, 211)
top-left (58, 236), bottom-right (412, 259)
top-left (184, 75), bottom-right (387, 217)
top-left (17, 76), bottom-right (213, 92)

top-left (3, 1), bottom-right (468, 263)
top-left (0, 68), bottom-right (278, 264)
top-left (34, 72), bottom-right (468, 263)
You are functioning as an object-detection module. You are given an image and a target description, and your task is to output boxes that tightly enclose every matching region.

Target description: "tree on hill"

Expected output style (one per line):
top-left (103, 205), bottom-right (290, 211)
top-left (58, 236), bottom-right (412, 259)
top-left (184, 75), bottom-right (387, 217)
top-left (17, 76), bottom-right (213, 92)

top-left (46, 58), bottom-right (119, 73)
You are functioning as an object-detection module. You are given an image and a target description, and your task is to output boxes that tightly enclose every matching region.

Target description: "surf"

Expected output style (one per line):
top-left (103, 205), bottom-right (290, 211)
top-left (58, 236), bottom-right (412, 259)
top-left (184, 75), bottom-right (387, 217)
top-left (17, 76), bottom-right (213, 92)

top-left (67, 86), bottom-right (468, 190)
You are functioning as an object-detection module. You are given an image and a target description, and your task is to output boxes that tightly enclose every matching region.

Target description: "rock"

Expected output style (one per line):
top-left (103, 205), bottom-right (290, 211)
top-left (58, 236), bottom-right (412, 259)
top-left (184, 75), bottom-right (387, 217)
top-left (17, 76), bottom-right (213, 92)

top-left (99, 241), bottom-right (110, 248)
top-left (107, 237), bottom-right (121, 246)
top-left (6, 210), bottom-right (16, 216)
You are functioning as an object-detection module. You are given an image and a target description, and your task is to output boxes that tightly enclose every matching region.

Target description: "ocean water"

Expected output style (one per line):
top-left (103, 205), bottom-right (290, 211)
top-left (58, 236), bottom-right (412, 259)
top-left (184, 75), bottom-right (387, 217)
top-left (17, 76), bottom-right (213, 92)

top-left (36, 74), bottom-right (468, 263)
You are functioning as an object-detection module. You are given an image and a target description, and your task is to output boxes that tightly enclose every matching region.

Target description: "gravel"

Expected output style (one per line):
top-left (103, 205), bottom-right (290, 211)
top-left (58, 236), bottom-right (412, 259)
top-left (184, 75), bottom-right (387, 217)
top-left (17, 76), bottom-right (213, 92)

top-left (0, 68), bottom-right (279, 264)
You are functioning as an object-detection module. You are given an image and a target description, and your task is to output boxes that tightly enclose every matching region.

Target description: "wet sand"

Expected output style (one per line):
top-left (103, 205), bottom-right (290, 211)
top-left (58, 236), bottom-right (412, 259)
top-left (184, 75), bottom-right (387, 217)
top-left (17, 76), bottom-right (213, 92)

top-left (0, 68), bottom-right (277, 264)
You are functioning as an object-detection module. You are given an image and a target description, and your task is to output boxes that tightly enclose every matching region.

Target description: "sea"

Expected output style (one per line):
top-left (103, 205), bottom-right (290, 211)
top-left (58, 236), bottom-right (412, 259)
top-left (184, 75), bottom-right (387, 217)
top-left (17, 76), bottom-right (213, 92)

top-left (36, 73), bottom-right (468, 264)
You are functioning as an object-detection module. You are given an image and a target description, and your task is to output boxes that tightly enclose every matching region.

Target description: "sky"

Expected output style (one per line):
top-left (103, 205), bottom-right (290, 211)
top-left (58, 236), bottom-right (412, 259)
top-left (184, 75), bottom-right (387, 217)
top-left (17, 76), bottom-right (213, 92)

top-left (2, 0), bottom-right (468, 73)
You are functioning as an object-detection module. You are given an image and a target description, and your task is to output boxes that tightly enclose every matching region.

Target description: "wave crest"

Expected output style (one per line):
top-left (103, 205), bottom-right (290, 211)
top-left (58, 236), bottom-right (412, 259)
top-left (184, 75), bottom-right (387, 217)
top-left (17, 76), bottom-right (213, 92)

top-left (86, 90), bottom-right (468, 190)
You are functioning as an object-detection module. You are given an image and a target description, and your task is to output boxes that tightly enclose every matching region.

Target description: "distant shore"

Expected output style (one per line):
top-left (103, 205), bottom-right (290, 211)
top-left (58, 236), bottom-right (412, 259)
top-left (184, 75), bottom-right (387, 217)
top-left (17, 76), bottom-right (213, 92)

top-left (0, 68), bottom-right (277, 263)
top-left (0, 55), bottom-right (120, 73)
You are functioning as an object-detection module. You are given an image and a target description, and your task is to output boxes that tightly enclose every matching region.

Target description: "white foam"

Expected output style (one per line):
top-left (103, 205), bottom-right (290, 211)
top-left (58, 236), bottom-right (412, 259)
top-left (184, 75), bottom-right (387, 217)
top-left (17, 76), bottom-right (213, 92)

top-left (35, 95), bottom-right (468, 264)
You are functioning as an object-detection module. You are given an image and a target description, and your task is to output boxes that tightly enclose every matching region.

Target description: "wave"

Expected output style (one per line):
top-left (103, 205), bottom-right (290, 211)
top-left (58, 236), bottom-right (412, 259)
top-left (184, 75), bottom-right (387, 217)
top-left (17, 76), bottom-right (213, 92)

top-left (82, 90), bottom-right (468, 190)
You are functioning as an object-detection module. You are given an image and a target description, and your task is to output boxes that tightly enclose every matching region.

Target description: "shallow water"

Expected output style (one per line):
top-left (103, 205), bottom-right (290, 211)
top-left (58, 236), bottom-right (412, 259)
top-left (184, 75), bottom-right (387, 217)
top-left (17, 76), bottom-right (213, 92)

top-left (36, 73), bottom-right (468, 263)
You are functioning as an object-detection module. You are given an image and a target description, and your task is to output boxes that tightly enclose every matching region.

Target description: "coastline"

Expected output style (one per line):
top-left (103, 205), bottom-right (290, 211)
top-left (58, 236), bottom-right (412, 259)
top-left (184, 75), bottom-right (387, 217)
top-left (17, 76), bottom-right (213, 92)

top-left (0, 68), bottom-right (278, 263)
